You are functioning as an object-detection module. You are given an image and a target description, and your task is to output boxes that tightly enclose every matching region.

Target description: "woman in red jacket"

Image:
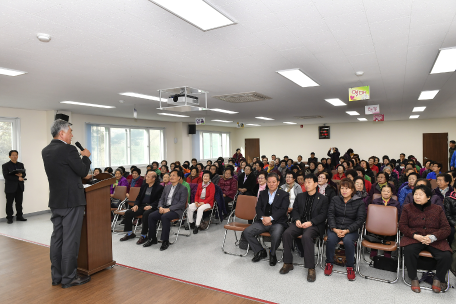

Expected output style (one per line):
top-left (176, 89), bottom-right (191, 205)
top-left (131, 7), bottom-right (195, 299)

top-left (218, 167), bottom-right (238, 212)
top-left (187, 168), bottom-right (202, 184)
top-left (188, 171), bottom-right (215, 234)
top-left (333, 164), bottom-right (346, 180)
top-left (399, 185), bottom-right (452, 293)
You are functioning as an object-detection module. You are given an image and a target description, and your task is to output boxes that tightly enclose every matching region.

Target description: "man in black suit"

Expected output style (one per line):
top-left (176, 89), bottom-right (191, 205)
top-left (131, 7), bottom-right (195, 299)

top-left (307, 152), bottom-right (318, 164)
top-left (42, 120), bottom-right (91, 289)
top-left (244, 172), bottom-right (289, 266)
top-left (2, 150), bottom-right (26, 224)
top-left (143, 170), bottom-right (187, 251)
top-left (237, 165), bottom-right (256, 197)
top-left (119, 170), bottom-right (164, 244)
top-left (280, 174), bottom-right (329, 282)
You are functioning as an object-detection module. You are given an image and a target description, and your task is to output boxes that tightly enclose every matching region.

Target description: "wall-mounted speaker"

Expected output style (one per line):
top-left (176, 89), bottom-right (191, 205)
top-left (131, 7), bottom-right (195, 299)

top-left (55, 113), bottom-right (69, 122)
top-left (188, 124), bottom-right (196, 135)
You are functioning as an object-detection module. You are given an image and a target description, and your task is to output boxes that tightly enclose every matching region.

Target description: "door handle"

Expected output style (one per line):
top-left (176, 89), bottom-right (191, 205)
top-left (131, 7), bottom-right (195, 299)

top-left (424, 157), bottom-right (428, 159)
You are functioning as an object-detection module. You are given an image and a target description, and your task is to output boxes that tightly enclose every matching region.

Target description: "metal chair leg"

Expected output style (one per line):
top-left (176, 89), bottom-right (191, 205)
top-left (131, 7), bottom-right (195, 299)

top-left (221, 229), bottom-right (250, 257)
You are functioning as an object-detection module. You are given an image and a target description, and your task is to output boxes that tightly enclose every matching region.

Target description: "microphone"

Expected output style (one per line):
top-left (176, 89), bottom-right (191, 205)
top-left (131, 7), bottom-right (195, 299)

top-left (75, 141), bottom-right (84, 151)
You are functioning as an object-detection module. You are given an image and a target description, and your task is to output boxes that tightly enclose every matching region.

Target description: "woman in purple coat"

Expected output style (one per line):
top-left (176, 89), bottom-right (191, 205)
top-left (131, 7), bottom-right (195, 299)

top-left (110, 168), bottom-right (130, 196)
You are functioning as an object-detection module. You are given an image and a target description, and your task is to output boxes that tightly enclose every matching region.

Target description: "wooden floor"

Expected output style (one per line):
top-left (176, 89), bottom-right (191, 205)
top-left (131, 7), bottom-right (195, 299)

top-left (0, 235), bottom-right (262, 304)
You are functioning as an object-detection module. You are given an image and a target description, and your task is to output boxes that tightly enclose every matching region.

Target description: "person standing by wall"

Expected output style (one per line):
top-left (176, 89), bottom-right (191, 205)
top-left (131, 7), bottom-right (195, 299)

top-left (2, 150), bottom-right (26, 224)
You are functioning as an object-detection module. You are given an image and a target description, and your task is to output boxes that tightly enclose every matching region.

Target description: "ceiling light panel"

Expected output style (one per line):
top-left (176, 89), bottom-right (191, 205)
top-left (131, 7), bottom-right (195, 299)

top-left (412, 106), bottom-right (426, 112)
top-left (283, 122), bottom-right (297, 124)
top-left (357, 118), bottom-right (368, 121)
top-left (209, 108), bottom-right (238, 114)
top-left (430, 47), bottom-right (456, 74)
top-left (211, 119), bottom-right (233, 123)
top-left (276, 69), bottom-right (319, 87)
top-left (346, 111), bottom-right (360, 115)
top-left (246, 124), bottom-right (260, 126)
top-left (418, 90), bottom-right (439, 100)
top-left (60, 101), bottom-right (115, 108)
top-left (157, 113), bottom-right (189, 117)
top-left (409, 115), bottom-right (420, 119)
top-left (255, 117), bottom-right (274, 120)
top-left (119, 92), bottom-right (166, 101)
top-left (0, 67), bottom-right (27, 76)
top-left (325, 98), bottom-right (346, 106)
top-left (150, 0), bottom-right (235, 31)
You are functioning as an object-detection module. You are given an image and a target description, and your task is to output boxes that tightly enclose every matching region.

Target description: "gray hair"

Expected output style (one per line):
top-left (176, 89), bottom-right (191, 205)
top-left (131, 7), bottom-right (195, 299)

top-left (51, 119), bottom-right (72, 137)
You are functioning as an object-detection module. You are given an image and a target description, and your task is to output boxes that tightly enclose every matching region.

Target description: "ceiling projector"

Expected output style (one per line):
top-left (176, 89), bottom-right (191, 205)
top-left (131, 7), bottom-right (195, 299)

top-left (168, 94), bottom-right (199, 106)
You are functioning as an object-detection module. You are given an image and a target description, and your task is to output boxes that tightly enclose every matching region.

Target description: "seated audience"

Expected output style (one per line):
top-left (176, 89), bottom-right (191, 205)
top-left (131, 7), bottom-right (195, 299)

top-left (280, 174), bottom-right (329, 282)
top-left (333, 164), bottom-right (346, 180)
top-left (93, 168), bottom-right (101, 176)
top-left (398, 168), bottom-right (415, 192)
top-left (159, 165), bottom-right (169, 181)
top-left (188, 171), bottom-right (215, 234)
top-left (253, 171), bottom-right (268, 198)
top-left (360, 160), bottom-right (374, 181)
top-left (186, 167), bottom-right (202, 184)
top-left (182, 162), bottom-right (190, 174)
top-left (120, 170), bottom-right (164, 244)
top-left (238, 165), bottom-right (256, 196)
top-left (354, 176), bottom-right (371, 212)
top-left (189, 158), bottom-right (197, 171)
top-left (308, 152), bottom-right (318, 164)
top-left (383, 166), bottom-right (398, 189)
top-left (318, 172), bottom-right (336, 203)
top-left (236, 160), bottom-right (247, 176)
top-left (305, 162), bottom-right (317, 175)
top-left (403, 178), bottom-right (444, 209)
top-left (420, 160), bottom-right (432, 178)
top-left (244, 173), bottom-right (289, 266)
top-left (344, 169), bottom-right (357, 181)
top-left (354, 167), bottom-right (371, 192)
top-left (143, 170), bottom-right (188, 251)
top-left (206, 160), bottom-right (213, 166)
top-left (316, 163), bottom-right (327, 176)
top-left (233, 148), bottom-right (243, 164)
top-left (296, 173), bottom-right (307, 193)
top-left (286, 159), bottom-right (294, 170)
top-left (127, 167), bottom-right (143, 195)
top-left (253, 161), bottom-right (264, 178)
top-left (160, 173), bottom-right (171, 187)
top-left (399, 185), bottom-right (452, 293)
top-left (104, 167), bottom-right (113, 175)
top-left (426, 162), bottom-right (442, 180)
top-left (296, 155), bottom-right (303, 165)
top-left (324, 178), bottom-right (365, 281)
top-left (110, 168), bottom-right (130, 200)
top-left (281, 171), bottom-right (303, 212)
top-left (369, 172), bottom-right (395, 198)
top-left (343, 148), bottom-right (354, 162)
top-left (443, 191), bottom-right (456, 249)
top-left (326, 158), bottom-right (334, 171)
top-left (196, 163), bottom-right (204, 177)
top-left (277, 160), bottom-right (288, 179)
top-left (210, 165), bottom-right (221, 185)
top-left (169, 163), bottom-right (175, 171)
top-left (434, 173), bottom-right (454, 200)
top-left (368, 157), bottom-right (379, 174)
top-left (398, 173), bottom-right (419, 206)
top-left (368, 184), bottom-right (401, 259)
top-left (218, 167), bottom-right (238, 212)
top-left (267, 161), bottom-right (276, 173)
top-left (151, 162), bottom-right (161, 175)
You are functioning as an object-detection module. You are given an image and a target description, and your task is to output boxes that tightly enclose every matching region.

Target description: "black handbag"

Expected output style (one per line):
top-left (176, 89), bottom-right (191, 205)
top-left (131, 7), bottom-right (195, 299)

top-left (372, 256), bottom-right (397, 272)
top-left (363, 233), bottom-right (392, 245)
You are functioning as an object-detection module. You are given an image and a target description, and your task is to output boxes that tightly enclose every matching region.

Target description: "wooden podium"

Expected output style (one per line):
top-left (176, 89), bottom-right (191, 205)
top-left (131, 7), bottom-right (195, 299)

top-left (78, 176), bottom-right (116, 276)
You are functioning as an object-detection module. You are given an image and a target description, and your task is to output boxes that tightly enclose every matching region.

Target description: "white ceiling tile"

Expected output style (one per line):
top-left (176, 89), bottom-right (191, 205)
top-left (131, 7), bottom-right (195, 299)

top-left (337, 35), bottom-right (376, 56)
top-left (324, 13), bottom-right (370, 36)
top-left (369, 17), bottom-right (411, 43)
top-left (363, 0), bottom-right (412, 23)
top-left (347, 53), bottom-right (381, 74)
top-left (312, 0), bottom-right (364, 17)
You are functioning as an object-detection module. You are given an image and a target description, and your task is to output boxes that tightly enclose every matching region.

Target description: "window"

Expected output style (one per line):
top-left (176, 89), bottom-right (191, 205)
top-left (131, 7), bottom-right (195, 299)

top-left (87, 124), bottom-right (164, 169)
top-left (200, 131), bottom-right (230, 159)
top-left (0, 117), bottom-right (20, 167)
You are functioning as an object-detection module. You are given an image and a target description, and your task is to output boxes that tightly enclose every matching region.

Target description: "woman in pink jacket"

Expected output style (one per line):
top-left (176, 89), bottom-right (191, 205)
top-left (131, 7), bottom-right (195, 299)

top-left (188, 171), bottom-right (215, 234)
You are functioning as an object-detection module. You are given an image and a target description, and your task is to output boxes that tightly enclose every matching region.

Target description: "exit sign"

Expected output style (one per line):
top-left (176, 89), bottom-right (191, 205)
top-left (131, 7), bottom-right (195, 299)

top-left (319, 126), bottom-right (330, 139)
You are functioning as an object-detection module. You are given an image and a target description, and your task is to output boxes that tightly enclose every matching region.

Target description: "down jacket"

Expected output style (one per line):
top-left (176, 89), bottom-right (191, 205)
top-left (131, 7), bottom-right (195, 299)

top-left (327, 194), bottom-right (366, 233)
top-left (443, 192), bottom-right (456, 227)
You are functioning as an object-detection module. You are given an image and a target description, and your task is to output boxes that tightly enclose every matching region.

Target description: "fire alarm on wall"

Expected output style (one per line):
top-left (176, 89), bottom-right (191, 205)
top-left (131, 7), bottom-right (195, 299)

top-left (300, 125), bottom-right (303, 128)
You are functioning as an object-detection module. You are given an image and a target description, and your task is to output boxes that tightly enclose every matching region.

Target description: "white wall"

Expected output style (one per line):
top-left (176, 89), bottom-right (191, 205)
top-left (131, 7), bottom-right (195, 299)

top-left (0, 107), bottom-right (51, 219)
top-left (232, 118), bottom-right (456, 164)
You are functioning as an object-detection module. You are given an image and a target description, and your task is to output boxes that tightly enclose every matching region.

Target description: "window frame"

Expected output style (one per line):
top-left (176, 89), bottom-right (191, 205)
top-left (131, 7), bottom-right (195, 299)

top-left (0, 117), bottom-right (21, 180)
top-left (200, 131), bottom-right (230, 160)
top-left (86, 123), bottom-right (165, 169)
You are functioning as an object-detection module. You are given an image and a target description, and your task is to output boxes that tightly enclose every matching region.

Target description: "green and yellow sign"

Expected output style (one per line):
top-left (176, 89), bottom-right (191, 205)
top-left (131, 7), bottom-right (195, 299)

top-left (349, 86), bottom-right (370, 101)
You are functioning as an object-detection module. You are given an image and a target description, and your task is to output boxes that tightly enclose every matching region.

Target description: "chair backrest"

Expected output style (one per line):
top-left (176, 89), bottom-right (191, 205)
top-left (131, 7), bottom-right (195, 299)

top-left (234, 195), bottom-right (257, 220)
top-left (388, 181), bottom-right (394, 187)
top-left (372, 193), bottom-right (381, 200)
top-left (113, 186), bottom-right (127, 200)
top-left (366, 204), bottom-right (398, 236)
top-left (430, 179), bottom-right (437, 190)
top-left (128, 187), bottom-right (141, 202)
top-left (392, 195), bottom-right (398, 201)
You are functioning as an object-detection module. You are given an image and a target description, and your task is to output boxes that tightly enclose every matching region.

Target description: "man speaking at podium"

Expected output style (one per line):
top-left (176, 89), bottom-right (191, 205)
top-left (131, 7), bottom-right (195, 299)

top-left (42, 119), bottom-right (92, 288)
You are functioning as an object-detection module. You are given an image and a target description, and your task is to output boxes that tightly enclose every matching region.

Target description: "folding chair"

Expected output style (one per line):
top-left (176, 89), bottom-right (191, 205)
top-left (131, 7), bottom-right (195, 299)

top-left (356, 205), bottom-right (400, 283)
top-left (222, 195), bottom-right (257, 256)
top-left (402, 250), bottom-right (451, 292)
top-left (201, 200), bottom-right (220, 230)
top-left (156, 203), bottom-right (191, 245)
top-left (110, 186), bottom-right (128, 232)
top-left (430, 179), bottom-right (438, 190)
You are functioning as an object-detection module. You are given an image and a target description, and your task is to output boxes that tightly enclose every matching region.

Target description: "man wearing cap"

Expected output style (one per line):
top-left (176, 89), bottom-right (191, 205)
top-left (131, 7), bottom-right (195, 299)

top-left (449, 140), bottom-right (456, 170)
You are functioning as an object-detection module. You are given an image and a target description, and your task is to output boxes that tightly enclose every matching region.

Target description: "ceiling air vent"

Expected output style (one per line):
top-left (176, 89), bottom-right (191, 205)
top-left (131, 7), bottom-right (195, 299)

top-left (294, 115), bottom-right (323, 119)
top-left (212, 92), bottom-right (272, 103)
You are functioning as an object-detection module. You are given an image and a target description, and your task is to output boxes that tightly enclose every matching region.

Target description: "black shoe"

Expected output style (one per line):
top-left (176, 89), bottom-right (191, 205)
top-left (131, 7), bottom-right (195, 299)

top-left (143, 238), bottom-right (158, 247)
top-left (61, 274), bottom-right (91, 289)
top-left (16, 217), bottom-right (27, 221)
top-left (252, 249), bottom-right (267, 262)
top-left (160, 240), bottom-right (170, 251)
top-left (269, 253), bottom-right (277, 266)
top-left (52, 281), bottom-right (61, 286)
top-left (120, 233), bottom-right (136, 241)
top-left (189, 222), bottom-right (195, 229)
top-left (7, 219), bottom-right (13, 224)
top-left (193, 227), bottom-right (199, 234)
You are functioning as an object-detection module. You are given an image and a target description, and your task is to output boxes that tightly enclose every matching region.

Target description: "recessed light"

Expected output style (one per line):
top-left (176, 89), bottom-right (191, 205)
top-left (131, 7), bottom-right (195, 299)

top-left (255, 117), bottom-right (274, 120)
top-left (413, 106), bottom-right (426, 112)
top-left (276, 69), bottom-right (319, 87)
top-left (208, 108), bottom-right (238, 114)
top-left (60, 101), bottom-right (115, 108)
top-left (37, 33), bottom-right (51, 42)
top-left (246, 124), bottom-right (260, 126)
top-left (357, 118), bottom-right (368, 121)
top-left (0, 67), bottom-right (27, 76)
top-left (150, 0), bottom-right (235, 31)
top-left (325, 98), bottom-right (346, 106)
top-left (283, 122), bottom-right (297, 124)
top-left (409, 115), bottom-right (420, 119)
top-left (346, 111), bottom-right (360, 116)
top-left (418, 90), bottom-right (439, 100)
top-left (119, 92), bottom-right (166, 101)
top-left (355, 71), bottom-right (364, 76)
top-left (430, 47), bottom-right (456, 74)
top-left (157, 113), bottom-right (189, 117)
top-left (211, 119), bottom-right (233, 123)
